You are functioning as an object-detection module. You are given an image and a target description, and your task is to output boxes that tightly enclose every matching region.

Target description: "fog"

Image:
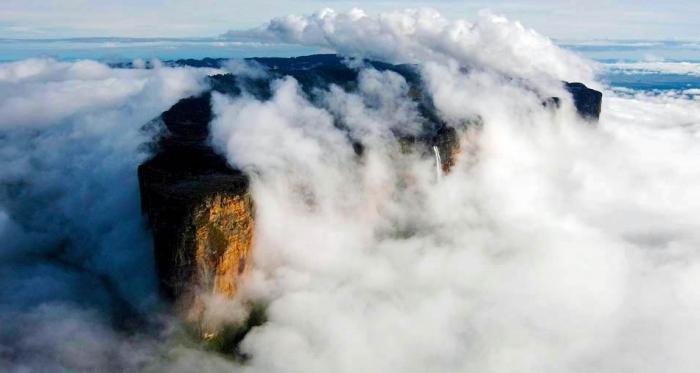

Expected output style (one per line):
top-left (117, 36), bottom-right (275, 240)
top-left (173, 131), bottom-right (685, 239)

top-left (0, 58), bottom-right (211, 371)
top-left (2, 8), bottom-right (700, 373)
top-left (213, 9), bottom-right (700, 373)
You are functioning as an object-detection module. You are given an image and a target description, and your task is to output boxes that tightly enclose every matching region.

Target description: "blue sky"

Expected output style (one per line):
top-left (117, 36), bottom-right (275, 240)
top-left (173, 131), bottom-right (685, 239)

top-left (1, 0), bottom-right (699, 40)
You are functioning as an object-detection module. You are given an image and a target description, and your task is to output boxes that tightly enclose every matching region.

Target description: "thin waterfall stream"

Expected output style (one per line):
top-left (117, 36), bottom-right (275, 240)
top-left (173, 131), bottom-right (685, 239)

top-left (433, 145), bottom-right (443, 182)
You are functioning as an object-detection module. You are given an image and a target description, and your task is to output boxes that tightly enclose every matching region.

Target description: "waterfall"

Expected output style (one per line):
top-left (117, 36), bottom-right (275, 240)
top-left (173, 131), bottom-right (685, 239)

top-left (433, 145), bottom-right (443, 182)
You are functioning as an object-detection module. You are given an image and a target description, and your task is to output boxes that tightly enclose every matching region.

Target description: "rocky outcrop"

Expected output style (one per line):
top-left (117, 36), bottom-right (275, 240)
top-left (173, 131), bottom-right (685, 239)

top-left (565, 82), bottom-right (603, 120)
top-left (138, 94), bottom-right (253, 327)
top-left (138, 54), bottom-right (603, 334)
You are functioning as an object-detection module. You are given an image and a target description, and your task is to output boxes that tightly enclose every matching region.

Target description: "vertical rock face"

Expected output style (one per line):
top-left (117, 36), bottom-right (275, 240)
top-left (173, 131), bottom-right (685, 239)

top-left (138, 93), bottom-right (253, 326)
top-left (137, 55), bottom-right (603, 333)
top-left (565, 82), bottom-right (603, 120)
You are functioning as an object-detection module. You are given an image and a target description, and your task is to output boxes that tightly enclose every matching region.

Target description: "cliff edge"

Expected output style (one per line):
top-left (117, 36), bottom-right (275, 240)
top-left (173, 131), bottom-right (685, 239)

top-left (138, 94), bottom-right (253, 330)
top-left (137, 54), bottom-right (603, 339)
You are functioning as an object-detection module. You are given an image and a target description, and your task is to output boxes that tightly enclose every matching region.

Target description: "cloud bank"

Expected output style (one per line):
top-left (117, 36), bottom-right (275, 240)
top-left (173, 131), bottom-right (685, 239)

top-left (224, 8), bottom-right (595, 84)
top-left (209, 9), bottom-right (700, 373)
top-left (211, 67), bottom-right (700, 373)
top-left (0, 58), bottom-right (212, 371)
top-left (2, 7), bottom-right (700, 373)
top-left (606, 61), bottom-right (700, 76)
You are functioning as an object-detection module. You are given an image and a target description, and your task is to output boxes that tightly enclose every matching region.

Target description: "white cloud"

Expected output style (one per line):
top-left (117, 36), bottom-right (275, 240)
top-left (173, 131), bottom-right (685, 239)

top-left (208, 64), bottom-right (700, 373)
top-left (225, 9), bottom-right (595, 84)
top-left (222, 59), bottom-right (269, 79)
top-left (0, 58), bottom-right (212, 370)
top-left (606, 61), bottom-right (700, 76)
top-left (207, 10), bottom-right (700, 372)
top-left (2, 1), bottom-right (699, 39)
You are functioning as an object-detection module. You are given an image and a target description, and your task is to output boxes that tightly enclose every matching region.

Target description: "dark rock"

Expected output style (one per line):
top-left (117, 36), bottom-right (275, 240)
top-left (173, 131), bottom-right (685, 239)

top-left (160, 93), bottom-right (213, 142)
top-left (565, 82), bottom-right (603, 120)
top-left (138, 91), bottom-right (254, 327)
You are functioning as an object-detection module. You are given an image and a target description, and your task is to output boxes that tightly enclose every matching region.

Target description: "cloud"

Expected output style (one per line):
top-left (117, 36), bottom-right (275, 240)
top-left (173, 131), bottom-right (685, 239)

top-left (222, 59), bottom-right (269, 79)
top-left (207, 9), bottom-right (700, 373)
top-left (209, 64), bottom-right (700, 373)
top-left (606, 61), bottom-right (700, 76)
top-left (224, 9), bottom-right (595, 84)
top-left (0, 58), bottom-right (212, 370)
top-left (2, 0), bottom-right (700, 39)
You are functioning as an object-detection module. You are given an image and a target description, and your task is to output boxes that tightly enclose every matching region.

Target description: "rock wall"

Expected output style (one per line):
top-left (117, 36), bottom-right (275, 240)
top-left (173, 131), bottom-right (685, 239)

top-left (138, 93), bottom-right (254, 328)
top-left (137, 54), bottom-right (603, 335)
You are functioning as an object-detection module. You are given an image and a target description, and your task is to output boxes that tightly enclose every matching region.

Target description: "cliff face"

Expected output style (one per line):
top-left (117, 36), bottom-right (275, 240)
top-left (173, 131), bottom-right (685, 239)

top-left (138, 94), bottom-right (253, 327)
top-left (192, 193), bottom-right (253, 299)
top-left (138, 54), bottom-right (603, 334)
top-left (138, 168), bottom-right (253, 319)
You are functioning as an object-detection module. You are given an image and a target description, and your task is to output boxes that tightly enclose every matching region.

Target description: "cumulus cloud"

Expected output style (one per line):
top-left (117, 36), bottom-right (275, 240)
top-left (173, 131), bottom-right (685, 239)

top-left (209, 65), bottom-right (700, 373)
top-left (207, 9), bottom-right (700, 373)
top-left (224, 8), bottom-right (596, 84)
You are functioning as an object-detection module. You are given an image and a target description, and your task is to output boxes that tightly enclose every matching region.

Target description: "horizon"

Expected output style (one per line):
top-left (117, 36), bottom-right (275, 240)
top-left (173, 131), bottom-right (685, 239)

top-left (3, 5), bottom-right (700, 64)
top-left (3, 36), bottom-right (700, 43)
top-left (3, 4), bottom-right (700, 372)
top-left (3, 36), bottom-right (700, 64)
top-left (2, 1), bottom-right (700, 40)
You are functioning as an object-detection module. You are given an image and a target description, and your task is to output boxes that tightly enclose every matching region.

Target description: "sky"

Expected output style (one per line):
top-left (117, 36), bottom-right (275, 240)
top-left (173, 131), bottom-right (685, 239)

top-left (1, 0), bottom-right (699, 41)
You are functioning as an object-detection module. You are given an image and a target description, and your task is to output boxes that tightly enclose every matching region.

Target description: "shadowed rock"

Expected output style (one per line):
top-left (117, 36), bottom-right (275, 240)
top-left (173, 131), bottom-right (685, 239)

top-left (138, 93), bottom-right (253, 332)
top-left (565, 82), bottom-right (603, 120)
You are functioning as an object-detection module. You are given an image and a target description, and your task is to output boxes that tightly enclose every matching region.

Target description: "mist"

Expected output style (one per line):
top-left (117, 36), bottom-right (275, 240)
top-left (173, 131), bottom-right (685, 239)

top-left (2, 8), bottom-right (700, 373)
top-left (212, 9), bottom-right (700, 373)
top-left (0, 58), bottom-right (214, 371)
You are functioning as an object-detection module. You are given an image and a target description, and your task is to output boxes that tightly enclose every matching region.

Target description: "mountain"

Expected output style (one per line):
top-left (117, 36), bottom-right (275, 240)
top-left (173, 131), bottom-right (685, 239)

top-left (137, 54), bottom-right (602, 341)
